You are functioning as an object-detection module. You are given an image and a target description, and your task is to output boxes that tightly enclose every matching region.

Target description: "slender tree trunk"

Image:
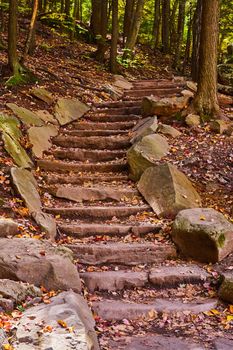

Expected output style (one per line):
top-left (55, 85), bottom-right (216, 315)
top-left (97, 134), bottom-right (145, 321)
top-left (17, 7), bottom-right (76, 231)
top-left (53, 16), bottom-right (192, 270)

top-left (174, 0), bottom-right (186, 67)
top-left (191, 0), bottom-right (202, 81)
top-left (161, 0), bottom-right (170, 53)
top-left (64, 0), bottom-right (70, 16)
top-left (169, 0), bottom-right (178, 52)
top-left (90, 0), bottom-right (102, 37)
top-left (123, 0), bottom-right (134, 46)
top-left (182, 5), bottom-right (192, 74)
top-left (110, 0), bottom-right (118, 73)
top-left (123, 0), bottom-right (145, 58)
top-left (95, 0), bottom-right (108, 62)
top-left (193, 0), bottom-right (220, 117)
top-left (23, 0), bottom-right (38, 60)
top-left (152, 0), bottom-right (160, 50)
top-left (8, 0), bottom-right (20, 74)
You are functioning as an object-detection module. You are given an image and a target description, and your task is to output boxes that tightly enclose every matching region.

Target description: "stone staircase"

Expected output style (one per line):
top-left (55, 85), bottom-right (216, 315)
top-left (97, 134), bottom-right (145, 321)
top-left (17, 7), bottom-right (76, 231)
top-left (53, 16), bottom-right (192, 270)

top-left (38, 79), bottom-right (224, 349)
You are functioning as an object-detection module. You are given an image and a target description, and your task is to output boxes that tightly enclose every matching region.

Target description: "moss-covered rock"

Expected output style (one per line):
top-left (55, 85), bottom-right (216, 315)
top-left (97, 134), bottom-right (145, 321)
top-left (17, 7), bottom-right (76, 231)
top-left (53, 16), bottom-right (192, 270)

top-left (2, 133), bottom-right (33, 168)
top-left (6, 103), bottom-right (44, 127)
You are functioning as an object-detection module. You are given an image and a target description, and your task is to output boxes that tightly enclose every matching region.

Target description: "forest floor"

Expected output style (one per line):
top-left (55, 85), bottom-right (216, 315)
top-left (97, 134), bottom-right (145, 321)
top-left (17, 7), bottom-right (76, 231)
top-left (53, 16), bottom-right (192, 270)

top-left (0, 21), bottom-right (232, 349)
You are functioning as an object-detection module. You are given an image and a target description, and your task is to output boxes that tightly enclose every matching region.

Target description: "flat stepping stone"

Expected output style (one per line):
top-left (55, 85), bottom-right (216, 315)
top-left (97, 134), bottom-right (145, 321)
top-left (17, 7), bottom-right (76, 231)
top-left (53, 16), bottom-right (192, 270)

top-left (58, 223), bottom-right (160, 238)
top-left (72, 121), bottom-right (136, 130)
top-left (54, 98), bottom-right (90, 125)
top-left (92, 298), bottom-right (218, 320)
top-left (37, 159), bottom-right (127, 173)
top-left (94, 100), bottom-right (141, 108)
top-left (62, 129), bottom-right (129, 136)
top-left (49, 185), bottom-right (139, 202)
top-left (52, 135), bottom-right (130, 150)
top-left (51, 148), bottom-right (126, 162)
top-left (149, 265), bottom-right (209, 288)
top-left (85, 114), bottom-right (141, 123)
top-left (65, 242), bottom-right (177, 265)
top-left (110, 335), bottom-right (204, 350)
top-left (6, 103), bottom-right (44, 126)
top-left (44, 173), bottom-right (128, 185)
top-left (81, 270), bottom-right (148, 292)
top-left (30, 87), bottom-right (54, 105)
top-left (125, 87), bottom-right (182, 97)
top-left (45, 205), bottom-right (151, 219)
top-left (28, 124), bottom-right (58, 158)
top-left (95, 107), bottom-right (141, 115)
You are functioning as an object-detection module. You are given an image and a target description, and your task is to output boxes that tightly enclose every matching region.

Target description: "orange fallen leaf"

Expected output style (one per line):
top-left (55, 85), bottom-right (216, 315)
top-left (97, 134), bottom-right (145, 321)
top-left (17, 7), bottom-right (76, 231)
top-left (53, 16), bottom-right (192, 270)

top-left (57, 319), bottom-right (68, 328)
top-left (43, 325), bottom-right (53, 333)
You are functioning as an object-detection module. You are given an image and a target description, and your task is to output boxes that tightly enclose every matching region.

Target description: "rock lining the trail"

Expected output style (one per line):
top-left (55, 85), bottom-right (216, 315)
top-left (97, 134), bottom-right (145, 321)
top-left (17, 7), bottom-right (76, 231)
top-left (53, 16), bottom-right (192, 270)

top-left (142, 95), bottom-right (191, 118)
top-left (0, 217), bottom-right (18, 237)
top-left (30, 87), bottom-right (55, 105)
top-left (138, 164), bottom-right (201, 218)
top-left (0, 279), bottom-right (42, 305)
top-left (172, 208), bottom-right (233, 263)
top-left (12, 291), bottom-right (100, 350)
top-left (219, 272), bottom-right (233, 303)
top-left (130, 116), bottom-right (158, 144)
top-left (0, 238), bottom-right (82, 292)
top-left (6, 103), bottom-right (45, 126)
top-left (28, 124), bottom-right (58, 158)
top-left (54, 98), bottom-right (90, 125)
top-left (127, 134), bottom-right (170, 181)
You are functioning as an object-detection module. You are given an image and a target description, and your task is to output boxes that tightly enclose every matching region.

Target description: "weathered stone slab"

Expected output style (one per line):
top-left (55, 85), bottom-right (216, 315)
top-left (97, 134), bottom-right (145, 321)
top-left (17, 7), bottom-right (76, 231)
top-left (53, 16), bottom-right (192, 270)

top-left (32, 212), bottom-right (57, 240)
top-left (218, 273), bottom-right (233, 303)
top-left (0, 279), bottom-right (41, 303)
top-left (127, 134), bottom-right (170, 181)
top-left (3, 133), bottom-right (33, 168)
top-left (28, 124), bottom-right (58, 158)
top-left (185, 114), bottom-right (201, 127)
top-left (157, 124), bottom-right (182, 138)
top-left (149, 265), bottom-right (209, 288)
top-left (172, 208), bottom-right (233, 263)
top-left (35, 110), bottom-right (58, 125)
top-left (30, 87), bottom-right (55, 105)
top-left (0, 238), bottom-right (81, 292)
top-left (142, 95), bottom-right (190, 117)
top-left (113, 75), bottom-right (133, 90)
top-left (130, 116), bottom-right (158, 144)
top-left (0, 114), bottom-right (22, 139)
top-left (11, 167), bottom-right (42, 213)
top-left (214, 338), bottom-right (233, 350)
top-left (0, 217), bottom-right (18, 237)
top-left (93, 298), bottom-right (217, 320)
top-left (138, 164), bottom-right (201, 218)
top-left (6, 103), bottom-right (44, 126)
top-left (12, 291), bottom-right (100, 350)
top-left (81, 271), bottom-right (148, 292)
top-left (110, 335), bottom-right (204, 350)
top-left (55, 98), bottom-right (90, 126)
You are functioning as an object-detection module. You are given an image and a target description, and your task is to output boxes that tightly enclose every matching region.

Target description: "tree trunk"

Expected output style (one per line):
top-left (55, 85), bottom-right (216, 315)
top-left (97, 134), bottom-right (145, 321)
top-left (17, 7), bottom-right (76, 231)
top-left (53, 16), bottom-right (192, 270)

top-left (123, 0), bottom-right (145, 58)
top-left (8, 0), bottom-right (20, 74)
top-left (90, 0), bottom-right (102, 37)
top-left (152, 0), bottom-right (160, 50)
top-left (182, 5), bottom-right (192, 74)
top-left (95, 0), bottom-right (108, 62)
top-left (161, 0), bottom-right (170, 53)
top-left (191, 0), bottom-right (202, 81)
top-left (169, 0), bottom-right (178, 52)
top-left (193, 0), bottom-right (220, 117)
top-left (174, 0), bottom-right (186, 67)
top-left (110, 0), bottom-right (118, 73)
top-left (23, 0), bottom-right (38, 60)
top-left (123, 0), bottom-right (134, 46)
top-left (64, 0), bottom-right (70, 16)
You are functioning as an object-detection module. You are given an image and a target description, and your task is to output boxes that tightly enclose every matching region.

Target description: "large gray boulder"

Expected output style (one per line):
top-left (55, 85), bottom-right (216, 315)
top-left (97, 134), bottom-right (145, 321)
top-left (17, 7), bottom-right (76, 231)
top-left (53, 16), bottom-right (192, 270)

top-left (0, 238), bottom-right (81, 292)
top-left (12, 291), bottom-right (100, 350)
top-left (138, 164), bottom-right (201, 218)
top-left (55, 98), bottom-right (90, 126)
top-left (130, 116), bottom-right (158, 144)
top-left (127, 134), bottom-right (170, 181)
top-left (218, 273), bottom-right (233, 304)
top-left (172, 208), bottom-right (233, 263)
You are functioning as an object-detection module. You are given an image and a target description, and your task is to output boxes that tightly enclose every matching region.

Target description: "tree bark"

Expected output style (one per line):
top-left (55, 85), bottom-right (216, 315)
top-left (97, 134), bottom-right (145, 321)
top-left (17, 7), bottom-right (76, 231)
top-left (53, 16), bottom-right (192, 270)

top-left (161, 0), bottom-right (170, 53)
top-left (193, 0), bottom-right (220, 117)
top-left (95, 0), bottom-right (108, 62)
top-left (152, 0), bottom-right (160, 50)
top-left (123, 0), bottom-right (134, 46)
top-left (182, 4), bottom-right (192, 74)
top-left (90, 0), bottom-right (102, 37)
top-left (191, 0), bottom-right (202, 81)
top-left (123, 0), bottom-right (145, 58)
top-left (8, 0), bottom-right (20, 74)
top-left (174, 0), bottom-right (186, 66)
top-left (23, 0), bottom-right (38, 60)
top-left (110, 0), bottom-right (119, 73)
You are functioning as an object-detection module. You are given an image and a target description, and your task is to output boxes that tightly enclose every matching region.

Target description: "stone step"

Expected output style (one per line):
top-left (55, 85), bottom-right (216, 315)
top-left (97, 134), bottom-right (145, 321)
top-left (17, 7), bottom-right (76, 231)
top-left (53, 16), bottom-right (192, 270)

top-left (49, 148), bottom-right (126, 162)
top-left (71, 121), bottom-right (136, 130)
top-left (52, 135), bottom-right (130, 150)
top-left (80, 271), bottom-right (149, 292)
top-left (58, 223), bottom-right (160, 238)
top-left (65, 242), bottom-right (176, 265)
top-left (85, 114), bottom-right (141, 123)
top-left (92, 298), bottom-right (218, 320)
top-left (45, 205), bottom-right (151, 219)
top-left (80, 264), bottom-right (210, 292)
top-left (61, 129), bottom-right (129, 136)
top-left (38, 159), bottom-right (127, 173)
top-left (44, 173), bottom-right (129, 185)
top-left (93, 100), bottom-right (141, 108)
top-left (122, 93), bottom-right (178, 101)
top-left (94, 106), bottom-right (141, 115)
top-left (48, 185), bottom-right (139, 203)
top-left (124, 88), bottom-right (182, 98)
top-left (132, 82), bottom-right (185, 89)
